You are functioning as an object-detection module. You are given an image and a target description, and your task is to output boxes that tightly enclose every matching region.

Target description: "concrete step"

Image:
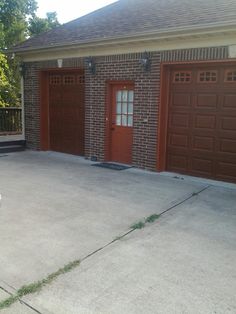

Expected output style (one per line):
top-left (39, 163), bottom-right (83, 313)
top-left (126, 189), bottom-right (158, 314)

top-left (0, 140), bottom-right (25, 147)
top-left (0, 140), bottom-right (26, 153)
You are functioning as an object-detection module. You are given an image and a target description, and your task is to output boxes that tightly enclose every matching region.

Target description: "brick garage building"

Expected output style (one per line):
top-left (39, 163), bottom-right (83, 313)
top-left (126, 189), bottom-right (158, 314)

top-left (14, 0), bottom-right (236, 182)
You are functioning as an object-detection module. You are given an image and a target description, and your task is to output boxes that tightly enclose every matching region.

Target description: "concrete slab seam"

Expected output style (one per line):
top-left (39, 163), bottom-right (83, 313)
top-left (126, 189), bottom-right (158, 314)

top-left (0, 184), bottom-right (210, 312)
top-left (0, 286), bottom-right (42, 313)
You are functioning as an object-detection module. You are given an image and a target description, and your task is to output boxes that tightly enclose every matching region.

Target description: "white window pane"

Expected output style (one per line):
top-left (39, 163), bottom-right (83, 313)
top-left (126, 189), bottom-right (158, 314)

top-left (128, 103), bottom-right (133, 114)
top-left (116, 91), bottom-right (122, 101)
top-left (116, 102), bottom-right (121, 114)
top-left (122, 102), bottom-right (127, 114)
top-left (128, 91), bottom-right (134, 102)
top-left (116, 115), bottom-right (121, 126)
top-left (122, 91), bottom-right (128, 102)
top-left (128, 115), bottom-right (133, 127)
top-left (122, 115), bottom-right (127, 126)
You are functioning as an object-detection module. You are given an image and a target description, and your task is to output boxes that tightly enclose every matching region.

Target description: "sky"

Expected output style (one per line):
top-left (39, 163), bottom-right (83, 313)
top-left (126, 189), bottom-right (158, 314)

top-left (36, 0), bottom-right (117, 24)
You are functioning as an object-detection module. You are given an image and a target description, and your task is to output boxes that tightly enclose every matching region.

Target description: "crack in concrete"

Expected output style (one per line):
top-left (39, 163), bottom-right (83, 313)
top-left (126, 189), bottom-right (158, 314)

top-left (81, 184), bottom-right (211, 263)
top-left (1, 184), bottom-right (210, 313)
top-left (0, 286), bottom-right (12, 299)
top-left (0, 285), bottom-right (42, 314)
top-left (18, 299), bottom-right (42, 314)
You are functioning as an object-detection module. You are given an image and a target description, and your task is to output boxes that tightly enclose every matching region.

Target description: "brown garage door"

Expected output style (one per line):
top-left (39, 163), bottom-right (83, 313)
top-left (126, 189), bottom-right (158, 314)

top-left (167, 65), bottom-right (236, 183)
top-left (49, 72), bottom-right (85, 155)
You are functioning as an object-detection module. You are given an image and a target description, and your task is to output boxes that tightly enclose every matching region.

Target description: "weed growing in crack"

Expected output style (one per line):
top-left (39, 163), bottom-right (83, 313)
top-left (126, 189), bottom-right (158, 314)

top-left (0, 260), bottom-right (80, 310)
top-left (131, 213), bottom-right (161, 230)
top-left (130, 221), bottom-right (145, 230)
top-left (0, 295), bottom-right (18, 310)
top-left (145, 214), bottom-right (160, 223)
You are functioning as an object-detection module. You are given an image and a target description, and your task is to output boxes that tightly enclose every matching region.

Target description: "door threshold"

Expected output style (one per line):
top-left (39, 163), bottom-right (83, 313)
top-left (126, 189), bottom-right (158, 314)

top-left (92, 162), bottom-right (132, 171)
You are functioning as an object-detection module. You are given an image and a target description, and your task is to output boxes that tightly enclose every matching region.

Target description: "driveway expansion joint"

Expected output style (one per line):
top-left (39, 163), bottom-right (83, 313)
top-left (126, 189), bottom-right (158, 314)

top-left (81, 184), bottom-right (211, 263)
top-left (0, 184), bottom-right (210, 312)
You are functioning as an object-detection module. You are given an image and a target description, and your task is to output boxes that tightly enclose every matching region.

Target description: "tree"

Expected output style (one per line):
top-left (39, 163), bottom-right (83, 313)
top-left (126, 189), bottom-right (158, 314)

top-left (0, 1), bottom-right (60, 107)
top-left (0, 53), bottom-right (20, 107)
top-left (0, 0), bottom-right (37, 107)
top-left (28, 12), bottom-right (60, 37)
top-left (0, 0), bottom-right (38, 49)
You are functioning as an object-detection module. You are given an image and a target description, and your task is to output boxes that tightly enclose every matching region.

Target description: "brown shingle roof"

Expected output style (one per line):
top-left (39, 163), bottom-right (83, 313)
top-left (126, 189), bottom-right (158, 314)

top-left (14, 0), bottom-right (236, 52)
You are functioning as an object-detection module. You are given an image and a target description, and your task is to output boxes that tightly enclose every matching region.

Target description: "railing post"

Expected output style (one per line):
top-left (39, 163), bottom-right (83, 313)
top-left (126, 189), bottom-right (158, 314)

top-left (21, 76), bottom-right (25, 139)
top-left (0, 108), bottom-right (23, 135)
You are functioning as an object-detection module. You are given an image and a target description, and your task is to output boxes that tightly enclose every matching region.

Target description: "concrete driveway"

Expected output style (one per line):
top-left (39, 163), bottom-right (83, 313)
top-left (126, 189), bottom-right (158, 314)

top-left (0, 151), bottom-right (235, 313)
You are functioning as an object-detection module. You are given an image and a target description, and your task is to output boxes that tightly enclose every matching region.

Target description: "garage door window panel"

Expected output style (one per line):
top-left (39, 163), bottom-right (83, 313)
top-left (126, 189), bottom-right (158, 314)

top-left (197, 71), bottom-right (218, 83)
top-left (225, 70), bottom-right (236, 82)
top-left (173, 71), bottom-right (192, 83)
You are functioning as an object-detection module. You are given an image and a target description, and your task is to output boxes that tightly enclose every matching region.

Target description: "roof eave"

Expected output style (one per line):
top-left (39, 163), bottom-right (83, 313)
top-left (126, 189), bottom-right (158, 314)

top-left (12, 21), bottom-right (236, 56)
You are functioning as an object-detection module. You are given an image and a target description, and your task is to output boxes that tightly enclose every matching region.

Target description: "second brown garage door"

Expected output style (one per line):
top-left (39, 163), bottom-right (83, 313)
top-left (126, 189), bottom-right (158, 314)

top-left (49, 72), bottom-right (85, 156)
top-left (167, 64), bottom-right (236, 183)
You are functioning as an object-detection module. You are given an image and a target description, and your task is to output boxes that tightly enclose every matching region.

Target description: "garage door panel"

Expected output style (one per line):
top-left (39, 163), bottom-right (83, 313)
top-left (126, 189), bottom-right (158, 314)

top-left (223, 94), bottom-right (236, 109)
top-left (169, 134), bottom-right (189, 148)
top-left (192, 136), bottom-right (215, 152)
top-left (196, 94), bottom-right (218, 108)
top-left (171, 93), bottom-right (191, 107)
top-left (217, 162), bottom-right (236, 181)
top-left (194, 114), bottom-right (216, 129)
top-left (192, 158), bottom-right (213, 175)
top-left (167, 154), bottom-right (188, 171)
top-left (169, 113), bottom-right (190, 128)
top-left (220, 116), bottom-right (236, 131)
top-left (220, 139), bottom-right (236, 154)
top-left (167, 65), bottom-right (236, 183)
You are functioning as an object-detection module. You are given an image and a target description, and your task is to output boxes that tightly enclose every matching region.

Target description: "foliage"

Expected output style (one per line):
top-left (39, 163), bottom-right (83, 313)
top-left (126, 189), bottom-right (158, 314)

top-left (0, 0), bottom-right (38, 49)
top-left (29, 11), bottom-right (60, 36)
top-left (0, 53), bottom-right (20, 107)
top-left (0, 0), bottom-right (60, 107)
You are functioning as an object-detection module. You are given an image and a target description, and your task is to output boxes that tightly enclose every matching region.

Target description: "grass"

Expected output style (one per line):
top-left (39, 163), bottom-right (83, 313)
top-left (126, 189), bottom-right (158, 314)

top-left (0, 295), bottom-right (18, 310)
top-left (130, 221), bottom-right (145, 230)
top-left (145, 214), bottom-right (160, 223)
top-left (130, 213), bottom-right (161, 230)
top-left (0, 260), bottom-right (80, 310)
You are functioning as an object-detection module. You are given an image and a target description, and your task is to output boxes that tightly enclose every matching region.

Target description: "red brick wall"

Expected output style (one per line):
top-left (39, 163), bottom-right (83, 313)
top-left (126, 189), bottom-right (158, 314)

top-left (84, 52), bottom-right (161, 169)
top-left (24, 46), bottom-right (228, 170)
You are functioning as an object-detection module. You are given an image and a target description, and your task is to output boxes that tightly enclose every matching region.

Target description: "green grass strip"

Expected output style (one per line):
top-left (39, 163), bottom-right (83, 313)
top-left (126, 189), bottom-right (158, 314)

top-left (0, 260), bottom-right (80, 310)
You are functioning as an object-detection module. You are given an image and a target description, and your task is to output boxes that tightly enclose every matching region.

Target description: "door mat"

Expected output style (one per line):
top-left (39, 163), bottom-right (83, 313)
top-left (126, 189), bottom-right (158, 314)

top-left (92, 162), bottom-right (131, 171)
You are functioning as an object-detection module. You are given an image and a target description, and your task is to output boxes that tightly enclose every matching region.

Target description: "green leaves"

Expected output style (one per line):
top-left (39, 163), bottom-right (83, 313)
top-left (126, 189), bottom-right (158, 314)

top-left (28, 12), bottom-right (60, 37)
top-left (0, 53), bottom-right (21, 107)
top-left (0, 0), bottom-right (38, 49)
top-left (0, 0), bottom-right (60, 107)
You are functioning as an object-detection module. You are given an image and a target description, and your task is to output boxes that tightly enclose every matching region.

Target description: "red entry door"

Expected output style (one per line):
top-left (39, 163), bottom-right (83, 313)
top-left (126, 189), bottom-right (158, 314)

top-left (110, 84), bottom-right (134, 164)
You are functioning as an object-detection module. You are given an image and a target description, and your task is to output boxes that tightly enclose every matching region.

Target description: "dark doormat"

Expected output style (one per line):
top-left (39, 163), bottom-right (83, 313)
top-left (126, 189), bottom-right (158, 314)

top-left (92, 162), bottom-right (131, 171)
